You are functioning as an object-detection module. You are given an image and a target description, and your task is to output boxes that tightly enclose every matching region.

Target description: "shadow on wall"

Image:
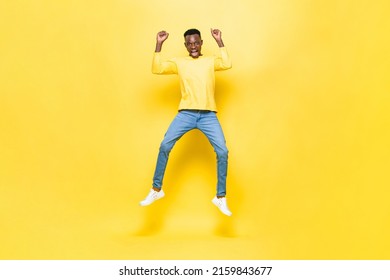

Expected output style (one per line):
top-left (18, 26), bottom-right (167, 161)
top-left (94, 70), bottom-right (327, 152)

top-left (133, 134), bottom-right (242, 237)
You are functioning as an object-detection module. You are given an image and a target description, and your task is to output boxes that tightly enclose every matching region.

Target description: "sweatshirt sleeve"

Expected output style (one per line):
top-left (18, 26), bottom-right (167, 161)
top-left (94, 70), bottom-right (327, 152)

top-left (214, 47), bottom-right (232, 71)
top-left (152, 52), bottom-right (178, 74)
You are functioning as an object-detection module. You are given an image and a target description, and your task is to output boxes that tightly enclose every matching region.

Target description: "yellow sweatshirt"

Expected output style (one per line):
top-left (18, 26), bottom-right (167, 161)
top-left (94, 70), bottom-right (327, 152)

top-left (152, 47), bottom-right (232, 112)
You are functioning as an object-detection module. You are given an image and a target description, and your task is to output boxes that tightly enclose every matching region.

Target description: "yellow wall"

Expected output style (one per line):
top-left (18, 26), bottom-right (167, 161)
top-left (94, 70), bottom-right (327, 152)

top-left (1, 0), bottom-right (389, 259)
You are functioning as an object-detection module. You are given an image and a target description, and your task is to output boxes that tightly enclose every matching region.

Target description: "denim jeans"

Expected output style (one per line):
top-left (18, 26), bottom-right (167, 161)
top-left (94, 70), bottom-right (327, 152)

top-left (152, 110), bottom-right (228, 197)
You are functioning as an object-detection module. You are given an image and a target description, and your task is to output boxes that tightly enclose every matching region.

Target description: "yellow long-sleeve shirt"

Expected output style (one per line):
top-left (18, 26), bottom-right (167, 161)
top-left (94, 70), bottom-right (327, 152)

top-left (152, 47), bottom-right (232, 112)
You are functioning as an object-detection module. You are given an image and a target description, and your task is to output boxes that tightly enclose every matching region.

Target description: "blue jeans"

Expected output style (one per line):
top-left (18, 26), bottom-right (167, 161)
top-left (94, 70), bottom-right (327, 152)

top-left (152, 110), bottom-right (228, 197)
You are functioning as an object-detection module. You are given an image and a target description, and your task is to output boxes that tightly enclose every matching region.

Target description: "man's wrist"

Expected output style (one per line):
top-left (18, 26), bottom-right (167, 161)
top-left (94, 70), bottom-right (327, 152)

top-left (155, 42), bottom-right (163, 52)
top-left (216, 40), bottom-right (224, 47)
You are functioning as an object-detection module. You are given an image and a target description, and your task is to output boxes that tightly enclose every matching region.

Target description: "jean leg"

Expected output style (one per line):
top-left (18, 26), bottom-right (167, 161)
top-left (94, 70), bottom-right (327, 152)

top-left (197, 112), bottom-right (228, 196)
top-left (152, 112), bottom-right (196, 189)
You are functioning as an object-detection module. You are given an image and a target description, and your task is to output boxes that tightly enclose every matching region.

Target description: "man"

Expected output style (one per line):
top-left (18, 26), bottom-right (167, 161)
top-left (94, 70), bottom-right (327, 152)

top-left (139, 28), bottom-right (232, 216)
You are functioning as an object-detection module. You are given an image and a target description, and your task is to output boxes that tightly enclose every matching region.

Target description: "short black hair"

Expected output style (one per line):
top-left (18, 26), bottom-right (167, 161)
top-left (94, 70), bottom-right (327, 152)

top-left (184, 28), bottom-right (201, 38)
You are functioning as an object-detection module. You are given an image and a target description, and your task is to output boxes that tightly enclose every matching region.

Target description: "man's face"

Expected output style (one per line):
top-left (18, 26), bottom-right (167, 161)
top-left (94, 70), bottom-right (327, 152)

top-left (184, 34), bottom-right (203, 58)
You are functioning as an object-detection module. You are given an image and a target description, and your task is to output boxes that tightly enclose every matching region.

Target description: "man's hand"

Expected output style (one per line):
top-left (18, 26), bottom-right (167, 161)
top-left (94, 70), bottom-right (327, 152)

top-left (211, 28), bottom-right (224, 47)
top-left (155, 31), bottom-right (169, 52)
top-left (156, 31), bottom-right (169, 44)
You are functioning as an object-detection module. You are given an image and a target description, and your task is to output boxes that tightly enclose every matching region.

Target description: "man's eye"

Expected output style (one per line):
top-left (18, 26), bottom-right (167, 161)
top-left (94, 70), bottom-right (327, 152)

top-left (187, 42), bottom-right (200, 47)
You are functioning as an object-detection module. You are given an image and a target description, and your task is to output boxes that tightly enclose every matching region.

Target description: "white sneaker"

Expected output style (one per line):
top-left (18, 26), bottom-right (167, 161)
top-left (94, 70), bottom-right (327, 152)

top-left (139, 189), bottom-right (165, 206)
top-left (212, 196), bottom-right (232, 216)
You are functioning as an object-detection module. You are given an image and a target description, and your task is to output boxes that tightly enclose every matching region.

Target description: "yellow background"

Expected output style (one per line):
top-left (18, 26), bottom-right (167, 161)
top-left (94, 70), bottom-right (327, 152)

top-left (1, 0), bottom-right (389, 259)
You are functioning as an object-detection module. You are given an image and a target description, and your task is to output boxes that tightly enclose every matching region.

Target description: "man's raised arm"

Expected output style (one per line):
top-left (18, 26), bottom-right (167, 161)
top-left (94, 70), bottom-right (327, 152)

top-left (211, 28), bottom-right (224, 47)
top-left (155, 31), bottom-right (169, 52)
top-left (211, 28), bottom-right (232, 70)
top-left (152, 30), bottom-right (177, 74)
